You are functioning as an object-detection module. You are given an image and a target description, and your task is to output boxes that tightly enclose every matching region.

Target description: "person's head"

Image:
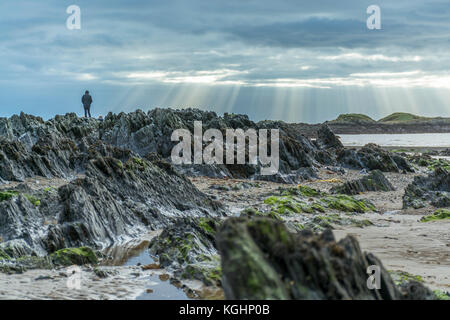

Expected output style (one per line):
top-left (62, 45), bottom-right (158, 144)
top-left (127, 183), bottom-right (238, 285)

top-left (85, 90), bottom-right (89, 95)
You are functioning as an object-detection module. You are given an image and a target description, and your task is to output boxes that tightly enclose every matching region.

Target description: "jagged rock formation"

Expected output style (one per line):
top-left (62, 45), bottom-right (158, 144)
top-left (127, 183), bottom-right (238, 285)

top-left (337, 143), bottom-right (414, 173)
top-left (98, 109), bottom-right (416, 181)
top-left (316, 124), bottom-right (344, 150)
top-left (0, 109), bottom-right (414, 184)
top-left (98, 109), bottom-right (333, 183)
top-left (216, 217), bottom-right (436, 300)
top-left (148, 217), bottom-right (222, 286)
top-left (0, 155), bottom-right (223, 258)
top-left (403, 168), bottom-right (450, 209)
top-left (406, 153), bottom-right (450, 171)
top-left (0, 113), bottom-right (101, 182)
top-left (0, 108), bottom-right (414, 269)
top-left (149, 217), bottom-right (219, 269)
top-left (331, 170), bottom-right (395, 195)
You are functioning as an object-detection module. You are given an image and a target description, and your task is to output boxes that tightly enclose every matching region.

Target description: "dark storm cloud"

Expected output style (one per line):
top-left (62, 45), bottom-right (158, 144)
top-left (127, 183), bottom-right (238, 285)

top-left (0, 0), bottom-right (450, 121)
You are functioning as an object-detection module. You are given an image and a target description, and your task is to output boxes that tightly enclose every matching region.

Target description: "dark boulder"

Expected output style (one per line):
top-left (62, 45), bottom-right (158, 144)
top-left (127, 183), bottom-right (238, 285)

top-left (337, 144), bottom-right (414, 173)
top-left (403, 168), bottom-right (450, 209)
top-left (148, 217), bottom-right (222, 286)
top-left (331, 170), bottom-right (395, 195)
top-left (398, 281), bottom-right (437, 300)
top-left (149, 217), bottom-right (219, 269)
top-left (50, 247), bottom-right (98, 266)
top-left (316, 124), bottom-right (344, 150)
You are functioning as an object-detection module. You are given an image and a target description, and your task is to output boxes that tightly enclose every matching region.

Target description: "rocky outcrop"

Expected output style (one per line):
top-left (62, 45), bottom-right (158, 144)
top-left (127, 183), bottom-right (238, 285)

top-left (264, 185), bottom-right (376, 215)
top-left (149, 217), bottom-right (219, 268)
top-left (286, 115), bottom-right (450, 138)
top-left (407, 153), bottom-right (450, 172)
top-left (316, 124), bottom-right (344, 150)
top-left (148, 217), bottom-right (222, 286)
top-left (97, 108), bottom-right (416, 181)
top-left (0, 108), bottom-right (414, 272)
top-left (0, 109), bottom-right (415, 184)
top-left (0, 155), bottom-right (223, 259)
top-left (0, 112), bottom-right (108, 182)
top-left (50, 247), bottom-right (98, 266)
top-left (216, 217), bottom-right (435, 300)
top-left (0, 112), bottom-right (99, 148)
top-left (331, 170), bottom-right (395, 195)
top-left (337, 143), bottom-right (414, 173)
top-left (0, 109), bottom-right (231, 261)
top-left (51, 157), bottom-right (222, 249)
top-left (0, 137), bottom-right (77, 181)
top-left (98, 108), bottom-right (330, 183)
top-left (403, 168), bottom-right (450, 209)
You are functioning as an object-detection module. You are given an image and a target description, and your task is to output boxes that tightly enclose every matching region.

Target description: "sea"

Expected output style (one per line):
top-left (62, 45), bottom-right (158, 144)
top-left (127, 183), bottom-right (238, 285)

top-left (339, 133), bottom-right (450, 148)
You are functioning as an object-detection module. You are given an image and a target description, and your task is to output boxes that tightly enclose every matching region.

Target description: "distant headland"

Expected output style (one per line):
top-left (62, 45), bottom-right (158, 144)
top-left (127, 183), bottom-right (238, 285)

top-left (292, 112), bottom-right (450, 137)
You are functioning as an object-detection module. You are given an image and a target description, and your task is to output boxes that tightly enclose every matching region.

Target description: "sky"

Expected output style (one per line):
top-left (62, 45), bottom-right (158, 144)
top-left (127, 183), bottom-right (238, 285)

top-left (1, 0), bottom-right (450, 123)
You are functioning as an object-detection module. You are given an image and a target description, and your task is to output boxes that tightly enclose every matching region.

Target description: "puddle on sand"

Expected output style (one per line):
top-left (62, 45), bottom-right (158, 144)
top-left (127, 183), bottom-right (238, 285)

top-left (123, 248), bottom-right (155, 266)
top-left (125, 248), bottom-right (193, 300)
top-left (103, 234), bottom-right (193, 300)
top-left (384, 210), bottom-right (401, 215)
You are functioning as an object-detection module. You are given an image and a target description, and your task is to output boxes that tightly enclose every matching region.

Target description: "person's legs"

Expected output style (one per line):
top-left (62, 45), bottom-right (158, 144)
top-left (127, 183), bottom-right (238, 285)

top-left (88, 107), bottom-right (91, 118)
top-left (84, 107), bottom-right (88, 117)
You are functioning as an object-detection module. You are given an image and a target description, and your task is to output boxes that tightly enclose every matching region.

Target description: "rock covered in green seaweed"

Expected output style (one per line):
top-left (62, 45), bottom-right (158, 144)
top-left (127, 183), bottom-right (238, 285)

top-left (330, 170), bottom-right (395, 195)
top-left (337, 143), bottom-right (414, 173)
top-left (0, 190), bottom-right (19, 202)
top-left (403, 168), bottom-right (449, 209)
top-left (0, 249), bottom-right (9, 261)
top-left (407, 154), bottom-right (450, 172)
top-left (148, 217), bottom-right (222, 286)
top-left (0, 245), bottom-right (98, 274)
top-left (264, 185), bottom-right (376, 215)
top-left (322, 194), bottom-right (375, 213)
top-left (216, 217), bottom-right (435, 300)
top-left (50, 247), bottom-right (98, 266)
top-left (420, 209), bottom-right (450, 222)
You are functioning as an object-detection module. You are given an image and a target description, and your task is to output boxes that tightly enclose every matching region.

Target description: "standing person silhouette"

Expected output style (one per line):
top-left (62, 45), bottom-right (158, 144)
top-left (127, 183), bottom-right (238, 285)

top-left (82, 90), bottom-right (93, 118)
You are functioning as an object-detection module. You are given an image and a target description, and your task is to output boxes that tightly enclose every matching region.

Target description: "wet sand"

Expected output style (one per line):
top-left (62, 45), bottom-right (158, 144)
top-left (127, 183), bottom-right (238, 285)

top-left (0, 266), bottom-right (150, 300)
top-left (0, 234), bottom-right (195, 300)
top-left (333, 214), bottom-right (450, 291)
top-left (192, 168), bottom-right (450, 292)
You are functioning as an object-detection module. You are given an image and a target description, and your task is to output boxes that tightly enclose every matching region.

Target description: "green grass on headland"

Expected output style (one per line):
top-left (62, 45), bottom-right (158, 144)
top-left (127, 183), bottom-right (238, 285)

top-left (379, 112), bottom-right (429, 123)
top-left (333, 114), bottom-right (376, 123)
top-left (331, 112), bottom-right (450, 124)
